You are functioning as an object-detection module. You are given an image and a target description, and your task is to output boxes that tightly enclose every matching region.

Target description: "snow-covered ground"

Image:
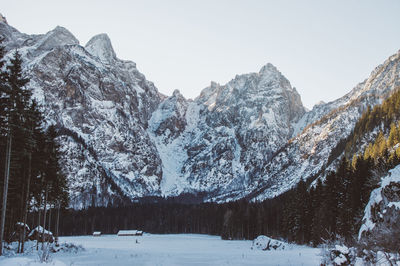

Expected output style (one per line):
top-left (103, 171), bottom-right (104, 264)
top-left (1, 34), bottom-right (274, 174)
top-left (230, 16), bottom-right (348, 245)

top-left (0, 234), bottom-right (322, 266)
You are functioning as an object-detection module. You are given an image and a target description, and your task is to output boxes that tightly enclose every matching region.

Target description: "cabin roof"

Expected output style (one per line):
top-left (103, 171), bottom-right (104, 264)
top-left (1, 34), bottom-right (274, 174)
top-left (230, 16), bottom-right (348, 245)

top-left (117, 230), bottom-right (137, 234)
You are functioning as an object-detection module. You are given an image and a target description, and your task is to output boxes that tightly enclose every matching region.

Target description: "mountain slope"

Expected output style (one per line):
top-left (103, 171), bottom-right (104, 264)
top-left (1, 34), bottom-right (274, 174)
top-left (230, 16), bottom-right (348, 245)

top-left (249, 49), bottom-right (400, 201)
top-left (149, 63), bottom-right (306, 199)
top-left (148, 49), bottom-right (400, 202)
top-left (0, 23), bottom-right (164, 207)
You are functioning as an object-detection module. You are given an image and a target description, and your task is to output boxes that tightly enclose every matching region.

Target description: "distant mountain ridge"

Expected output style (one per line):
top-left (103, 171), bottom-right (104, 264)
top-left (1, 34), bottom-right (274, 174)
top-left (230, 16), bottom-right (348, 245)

top-left (0, 21), bottom-right (399, 207)
top-left (149, 63), bottom-right (306, 200)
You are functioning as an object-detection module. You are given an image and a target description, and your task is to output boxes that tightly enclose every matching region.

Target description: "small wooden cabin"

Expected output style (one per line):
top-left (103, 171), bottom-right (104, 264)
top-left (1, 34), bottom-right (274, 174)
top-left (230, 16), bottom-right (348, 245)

top-left (93, 231), bottom-right (102, 237)
top-left (117, 230), bottom-right (137, 236)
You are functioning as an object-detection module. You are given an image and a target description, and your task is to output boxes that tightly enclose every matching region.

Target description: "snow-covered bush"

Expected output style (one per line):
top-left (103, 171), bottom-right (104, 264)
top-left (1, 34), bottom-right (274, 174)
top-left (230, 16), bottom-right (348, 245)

top-left (322, 244), bottom-right (358, 265)
top-left (37, 242), bottom-right (52, 263)
top-left (28, 226), bottom-right (55, 243)
top-left (251, 235), bottom-right (287, 251)
top-left (52, 242), bottom-right (85, 254)
top-left (375, 250), bottom-right (400, 265)
top-left (322, 243), bottom-right (400, 265)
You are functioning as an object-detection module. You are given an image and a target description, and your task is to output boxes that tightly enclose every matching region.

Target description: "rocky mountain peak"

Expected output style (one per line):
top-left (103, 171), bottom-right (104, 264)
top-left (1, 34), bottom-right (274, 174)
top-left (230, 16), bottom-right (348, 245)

top-left (0, 13), bottom-right (7, 24)
top-left (146, 63), bottom-right (308, 199)
top-left (210, 81), bottom-right (220, 88)
top-left (204, 64), bottom-right (290, 104)
top-left (0, 23), bottom-right (165, 208)
top-left (259, 62), bottom-right (278, 74)
top-left (258, 63), bottom-right (286, 83)
top-left (172, 89), bottom-right (184, 98)
top-left (85, 33), bottom-right (116, 63)
top-left (36, 26), bottom-right (79, 51)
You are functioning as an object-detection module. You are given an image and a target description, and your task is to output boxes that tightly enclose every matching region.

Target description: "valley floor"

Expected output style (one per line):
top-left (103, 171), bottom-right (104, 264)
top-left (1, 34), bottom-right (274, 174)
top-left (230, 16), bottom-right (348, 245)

top-left (0, 234), bottom-right (322, 266)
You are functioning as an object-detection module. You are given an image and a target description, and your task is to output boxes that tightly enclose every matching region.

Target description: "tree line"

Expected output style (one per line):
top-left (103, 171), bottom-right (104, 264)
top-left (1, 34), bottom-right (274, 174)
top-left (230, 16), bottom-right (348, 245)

top-left (55, 152), bottom-right (395, 251)
top-left (0, 38), bottom-right (68, 254)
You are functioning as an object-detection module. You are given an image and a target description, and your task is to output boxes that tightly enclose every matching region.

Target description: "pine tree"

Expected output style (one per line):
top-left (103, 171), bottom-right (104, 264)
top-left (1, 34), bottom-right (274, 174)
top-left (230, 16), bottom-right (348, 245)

top-left (310, 179), bottom-right (324, 246)
top-left (0, 44), bottom-right (68, 253)
top-left (0, 49), bottom-right (30, 255)
top-left (39, 125), bottom-right (68, 245)
top-left (322, 171), bottom-right (338, 239)
top-left (0, 37), bottom-right (9, 256)
top-left (294, 179), bottom-right (309, 244)
top-left (45, 125), bottom-right (68, 207)
top-left (20, 100), bottom-right (44, 252)
top-left (0, 36), bottom-right (8, 133)
top-left (388, 123), bottom-right (399, 147)
top-left (336, 158), bottom-right (353, 238)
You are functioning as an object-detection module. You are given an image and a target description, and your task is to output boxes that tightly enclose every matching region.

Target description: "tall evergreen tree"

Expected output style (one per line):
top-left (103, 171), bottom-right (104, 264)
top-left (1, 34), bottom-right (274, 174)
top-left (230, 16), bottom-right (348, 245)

top-left (0, 49), bottom-right (29, 255)
top-left (0, 36), bottom-right (9, 257)
top-left (310, 179), bottom-right (324, 246)
top-left (20, 100), bottom-right (44, 252)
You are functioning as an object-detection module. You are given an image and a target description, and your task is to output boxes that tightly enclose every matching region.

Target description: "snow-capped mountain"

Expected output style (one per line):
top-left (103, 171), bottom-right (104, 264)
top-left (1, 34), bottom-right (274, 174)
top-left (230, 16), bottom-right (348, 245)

top-left (0, 23), bottom-right (164, 207)
top-left (149, 64), bottom-right (305, 199)
top-left (1, 21), bottom-right (399, 206)
top-left (248, 50), bottom-right (400, 201)
top-left (149, 49), bottom-right (400, 202)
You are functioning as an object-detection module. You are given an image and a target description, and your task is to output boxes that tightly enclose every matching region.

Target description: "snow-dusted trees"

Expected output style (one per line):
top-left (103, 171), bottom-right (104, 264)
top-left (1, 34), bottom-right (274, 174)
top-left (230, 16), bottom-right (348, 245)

top-left (2, 50), bottom-right (30, 254)
top-left (0, 41), bottom-right (68, 255)
top-left (0, 48), bottom-right (32, 254)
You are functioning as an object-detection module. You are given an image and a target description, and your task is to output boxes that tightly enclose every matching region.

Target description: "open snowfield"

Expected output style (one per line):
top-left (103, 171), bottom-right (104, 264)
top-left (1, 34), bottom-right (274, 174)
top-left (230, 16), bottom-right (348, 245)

top-left (0, 234), bottom-right (322, 266)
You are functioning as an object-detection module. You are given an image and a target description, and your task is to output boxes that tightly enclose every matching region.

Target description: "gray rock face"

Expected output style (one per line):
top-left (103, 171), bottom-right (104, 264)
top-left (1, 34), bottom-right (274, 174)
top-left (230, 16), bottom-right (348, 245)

top-left (249, 49), bottom-right (400, 201)
top-left (148, 50), bottom-right (400, 202)
top-left (359, 165), bottom-right (400, 249)
top-left (1, 21), bottom-right (399, 206)
top-left (148, 63), bottom-right (306, 199)
top-left (85, 33), bottom-right (116, 63)
top-left (1, 23), bottom-right (163, 208)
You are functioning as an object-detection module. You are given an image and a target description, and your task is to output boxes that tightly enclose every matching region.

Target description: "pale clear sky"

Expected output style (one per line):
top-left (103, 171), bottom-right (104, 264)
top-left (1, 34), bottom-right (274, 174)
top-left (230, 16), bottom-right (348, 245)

top-left (2, 0), bottom-right (400, 108)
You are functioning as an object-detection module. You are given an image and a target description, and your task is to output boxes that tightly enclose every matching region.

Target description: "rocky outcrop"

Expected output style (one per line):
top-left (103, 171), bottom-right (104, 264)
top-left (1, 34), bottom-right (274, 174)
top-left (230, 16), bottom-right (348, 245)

top-left (358, 165), bottom-right (400, 251)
